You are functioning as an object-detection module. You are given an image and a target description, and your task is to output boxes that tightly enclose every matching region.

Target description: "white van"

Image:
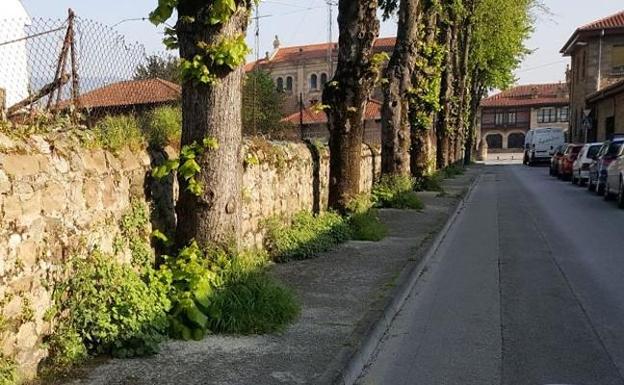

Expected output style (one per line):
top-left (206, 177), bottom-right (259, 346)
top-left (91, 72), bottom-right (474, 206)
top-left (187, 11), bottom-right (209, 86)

top-left (523, 128), bottom-right (566, 166)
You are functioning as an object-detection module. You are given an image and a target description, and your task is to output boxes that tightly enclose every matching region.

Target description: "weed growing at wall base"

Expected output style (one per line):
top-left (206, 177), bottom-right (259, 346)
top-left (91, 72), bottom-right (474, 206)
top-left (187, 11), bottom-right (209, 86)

top-left (264, 211), bottom-right (351, 262)
top-left (163, 242), bottom-right (299, 339)
top-left (372, 175), bottom-right (424, 210)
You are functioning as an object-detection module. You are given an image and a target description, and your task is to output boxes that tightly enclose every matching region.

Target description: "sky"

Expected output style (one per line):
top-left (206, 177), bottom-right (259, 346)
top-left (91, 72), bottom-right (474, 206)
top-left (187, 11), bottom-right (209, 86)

top-left (16, 0), bottom-right (624, 86)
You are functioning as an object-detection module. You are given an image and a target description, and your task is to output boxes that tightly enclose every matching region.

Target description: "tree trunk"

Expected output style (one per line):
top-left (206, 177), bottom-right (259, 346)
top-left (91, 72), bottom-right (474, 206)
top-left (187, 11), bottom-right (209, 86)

top-left (175, 9), bottom-right (249, 248)
top-left (381, 0), bottom-right (421, 176)
top-left (323, 0), bottom-right (380, 212)
top-left (409, 8), bottom-right (438, 178)
top-left (435, 22), bottom-right (453, 169)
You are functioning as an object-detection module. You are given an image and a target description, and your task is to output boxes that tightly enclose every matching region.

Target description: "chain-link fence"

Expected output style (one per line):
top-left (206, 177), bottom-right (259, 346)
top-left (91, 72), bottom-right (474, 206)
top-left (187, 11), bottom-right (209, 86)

top-left (0, 10), bottom-right (180, 123)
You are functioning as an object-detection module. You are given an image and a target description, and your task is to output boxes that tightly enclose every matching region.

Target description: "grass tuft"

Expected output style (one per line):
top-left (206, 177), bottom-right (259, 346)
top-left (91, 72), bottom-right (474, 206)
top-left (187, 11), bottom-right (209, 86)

top-left (264, 211), bottom-right (351, 262)
top-left (372, 174), bottom-right (424, 210)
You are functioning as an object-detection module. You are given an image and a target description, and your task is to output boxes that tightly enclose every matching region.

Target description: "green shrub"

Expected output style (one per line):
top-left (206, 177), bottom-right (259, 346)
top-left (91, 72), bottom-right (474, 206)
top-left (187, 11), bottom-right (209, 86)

top-left (442, 164), bottom-right (465, 179)
top-left (49, 253), bottom-right (171, 366)
top-left (372, 175), bottom-right (423, 210)
top-left (141, 106), bottom-right (182, 148)
top-left (0, 355), bottom-right (17, 385)
top-left (89, 115), bottom-right (145, 153)
top-left (349, 210), bottom-right (388, 241)
top-left (390, 191), bottom-right (424, 210)
top-left (163, 242), bottom-right (299, 340)
top-left (415, 172), bottom-right (444, 192)
top-left (45, 324), bottom-right (88, 369)
top-left (264, 211), bottom-right (351, 262)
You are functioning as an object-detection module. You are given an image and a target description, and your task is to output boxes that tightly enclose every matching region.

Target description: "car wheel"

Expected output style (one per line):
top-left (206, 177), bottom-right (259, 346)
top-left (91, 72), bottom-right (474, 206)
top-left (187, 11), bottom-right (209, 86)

top-left (618, 179), bottom-right (624, 209)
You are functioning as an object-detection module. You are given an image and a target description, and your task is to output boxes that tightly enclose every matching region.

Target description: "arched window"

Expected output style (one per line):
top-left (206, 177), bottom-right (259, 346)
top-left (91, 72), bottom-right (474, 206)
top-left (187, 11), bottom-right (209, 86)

top-left (286, 76), bottom-right (293, 92)
top-left (310, 74), bottom-right (318, 90)
top-left (320, 73), bottom-right (328, 86)
top-left (276, 77), bottom-right (284, 92)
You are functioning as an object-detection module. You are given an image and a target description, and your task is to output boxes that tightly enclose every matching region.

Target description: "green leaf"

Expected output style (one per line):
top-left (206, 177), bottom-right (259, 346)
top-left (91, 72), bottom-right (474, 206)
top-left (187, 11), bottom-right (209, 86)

top-left (179, 158), bottom-right (201, 180)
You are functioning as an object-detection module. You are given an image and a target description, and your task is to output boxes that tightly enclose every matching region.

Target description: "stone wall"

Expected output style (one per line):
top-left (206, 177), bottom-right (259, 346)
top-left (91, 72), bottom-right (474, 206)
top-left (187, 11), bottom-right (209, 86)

top-left (0, 133), bottom-right (380, 380)
top-left (241, 140), bottom-right (380, 248)
top-left (0, 131), bottom-right (153, 380)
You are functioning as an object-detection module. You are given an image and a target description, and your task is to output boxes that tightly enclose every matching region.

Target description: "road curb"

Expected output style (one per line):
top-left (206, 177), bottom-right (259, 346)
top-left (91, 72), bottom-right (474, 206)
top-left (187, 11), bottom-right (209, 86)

top-left (328, 170), bottom-right (482, 385)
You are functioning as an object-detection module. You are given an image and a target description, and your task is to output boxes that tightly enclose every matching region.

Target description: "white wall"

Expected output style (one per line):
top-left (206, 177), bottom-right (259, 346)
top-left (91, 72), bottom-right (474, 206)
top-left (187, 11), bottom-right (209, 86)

top-left (0, 0), bottom-right (31, 107)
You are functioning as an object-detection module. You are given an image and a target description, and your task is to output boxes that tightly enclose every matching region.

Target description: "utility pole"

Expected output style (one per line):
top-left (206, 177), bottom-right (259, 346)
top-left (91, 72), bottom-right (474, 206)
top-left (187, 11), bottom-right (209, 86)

top-left (326, 1), bottom-right (337, 75)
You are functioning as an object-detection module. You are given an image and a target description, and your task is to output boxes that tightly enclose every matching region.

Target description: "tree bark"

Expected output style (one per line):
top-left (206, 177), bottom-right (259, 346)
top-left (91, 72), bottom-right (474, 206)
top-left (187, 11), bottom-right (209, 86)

top-left (381, 0), bottom-right (421, 176)
top-left (435, 21), bottom-right (453, 169)
top-left (323, 0), bottom-right (380, 212)
top-left (409, 8), bottom-right (438, 178)
top-left (175, 8), bottom-right (250, 248)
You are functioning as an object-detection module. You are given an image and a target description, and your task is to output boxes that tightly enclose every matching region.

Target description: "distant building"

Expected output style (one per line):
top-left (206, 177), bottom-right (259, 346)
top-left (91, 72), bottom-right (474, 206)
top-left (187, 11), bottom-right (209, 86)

top-left (64, 78), bottom-right (180, 120)
top-left (0, 0), bottom-right (31, 108)
top-left (281, 99), bottom-right (382, 143)
top-left (479, 83), bottom-right (569, 150)
top-left (561, 10), bottom-right (624, 142)
top-left (245, 36), bottom-right (396, 116)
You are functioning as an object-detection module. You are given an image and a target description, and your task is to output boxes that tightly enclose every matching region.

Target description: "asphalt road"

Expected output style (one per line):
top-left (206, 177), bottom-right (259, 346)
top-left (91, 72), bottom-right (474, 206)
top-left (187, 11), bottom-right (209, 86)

top-left (357, 165), bottom-right (624, 385)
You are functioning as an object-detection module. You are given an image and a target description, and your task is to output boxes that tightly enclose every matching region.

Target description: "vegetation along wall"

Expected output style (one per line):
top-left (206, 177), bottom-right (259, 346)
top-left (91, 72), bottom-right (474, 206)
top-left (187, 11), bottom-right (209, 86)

top-left (0, 131), bottom-right (379, 380)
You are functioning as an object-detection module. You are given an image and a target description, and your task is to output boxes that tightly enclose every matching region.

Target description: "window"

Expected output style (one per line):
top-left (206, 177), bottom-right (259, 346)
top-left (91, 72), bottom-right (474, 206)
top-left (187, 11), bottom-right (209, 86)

top-left (538, 107), bottom-right (557, 123)
top-left (310, 74), bottom-right (318, 90)
top-left (276, 77), bottom-right (284, 92)
top-left (558, 106), bottom-right (569, 122)
top-left (495, 112), bottom-right (504, 125)
top-left (320, 73), bottom-right (328, 85)
top-left (286, 76), bottom-right (293, 92)
top-left (508, 112), bottom-right (517, 125)
top-left (613, 45), bottom-right (624, 73)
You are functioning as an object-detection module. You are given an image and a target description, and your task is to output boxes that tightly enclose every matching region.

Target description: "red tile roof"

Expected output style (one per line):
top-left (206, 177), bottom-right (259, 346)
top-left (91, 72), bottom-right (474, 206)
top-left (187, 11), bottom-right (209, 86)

top-left (72, 78), bottom-right (181, 109)
top-left (282, 100), bottom-right (382, 125)
top-left (246, 37), bottom-right (396, 72)
top-left (561, 10), bottom-right (624, 54)
top-left (579, 10), bottom-right (624, 31)
top-left (480, 83), bottom-right (569, 108)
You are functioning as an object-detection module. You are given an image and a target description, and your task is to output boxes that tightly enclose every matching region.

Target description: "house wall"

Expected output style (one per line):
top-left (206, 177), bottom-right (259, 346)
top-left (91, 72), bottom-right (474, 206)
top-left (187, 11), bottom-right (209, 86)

top-left (569, 34), bottom-right (624, 142)
top-left (593, 91), bottom-right (624, 140)
top-left (0, 0), bottom-right (31, 107)
top-left (529, 107), bottom-right (570, 130)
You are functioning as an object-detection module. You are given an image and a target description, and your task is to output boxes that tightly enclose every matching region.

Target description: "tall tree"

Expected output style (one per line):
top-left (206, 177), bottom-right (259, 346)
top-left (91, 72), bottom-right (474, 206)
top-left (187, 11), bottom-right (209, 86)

top-left (434, 5), bottom-right (455, 169)
top-left (242, 70), bottom-right (289, 137)
top-left (380, 0), bottom-right (422, 176)
top-left (408, 2), bottom-right (443, 178)
top-left (322, 0), bottom-right (380, 212)
top-left (150, 1), bottom-right (254, 248)
top-left (465, 0), bottom-right (536, 162)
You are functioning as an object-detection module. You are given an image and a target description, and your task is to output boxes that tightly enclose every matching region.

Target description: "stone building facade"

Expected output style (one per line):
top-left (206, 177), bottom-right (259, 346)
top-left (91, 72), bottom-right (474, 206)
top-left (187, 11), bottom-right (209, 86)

top-left (561, 10), bottom-right (624, 142)
top-left (245, 36), bottom-right (395, 116)
top-left (479, 83), bottom-right (569, 150)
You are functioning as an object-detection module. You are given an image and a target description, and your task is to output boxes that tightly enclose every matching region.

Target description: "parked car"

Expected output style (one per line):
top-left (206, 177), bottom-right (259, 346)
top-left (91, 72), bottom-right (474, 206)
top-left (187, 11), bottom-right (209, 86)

top-left (604, 145), bottom-right (624, 208)
top-left (549, 144), bottom-right (568, 177)
top-left (571, 142), bottom-right (603, 185)
top-left (588, 141), bottom-right (610, 191)
top-left (589, 138), bottom-right (624, 195)
top-left (524, 128), bottom-right (566, 166)
top-left (559, 144), bottom-right (582, 181)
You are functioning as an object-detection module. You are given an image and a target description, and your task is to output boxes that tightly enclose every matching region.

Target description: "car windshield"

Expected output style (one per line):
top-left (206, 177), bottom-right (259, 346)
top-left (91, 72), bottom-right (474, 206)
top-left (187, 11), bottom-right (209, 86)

top-left (606, 142), bottom-right (624, 156)
top-left (587, 145), bottom-right (601, 158)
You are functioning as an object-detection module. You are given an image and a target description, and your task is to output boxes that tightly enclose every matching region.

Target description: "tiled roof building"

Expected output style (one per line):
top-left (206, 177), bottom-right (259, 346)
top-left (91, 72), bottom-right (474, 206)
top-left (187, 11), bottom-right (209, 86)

top-left (479, 84), bottom-right (570, 150)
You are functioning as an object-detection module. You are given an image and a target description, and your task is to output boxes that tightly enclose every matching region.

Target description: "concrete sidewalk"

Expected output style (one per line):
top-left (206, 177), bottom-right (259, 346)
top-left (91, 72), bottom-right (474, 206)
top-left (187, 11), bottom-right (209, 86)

top-left (65, 167), bottom-right (482, 385)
